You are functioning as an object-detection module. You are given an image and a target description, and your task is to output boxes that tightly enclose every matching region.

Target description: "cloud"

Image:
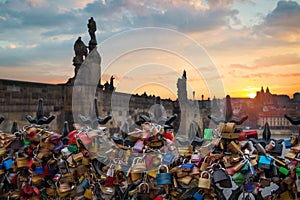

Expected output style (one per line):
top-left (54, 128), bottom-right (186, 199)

top-left (254, 53), bottom-right (300, 67)
top-left (254, 0), bottom-right (300, 42)
top-left (226, 53), bottom-right (300, 71)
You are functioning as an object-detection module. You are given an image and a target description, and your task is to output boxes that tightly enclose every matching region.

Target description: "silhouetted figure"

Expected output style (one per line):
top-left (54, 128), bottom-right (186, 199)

top-left (25, 99), bottom-right (55, 125)
top-left (88, 17), bottom-right (97, 42)
top-left (87, 17), bottom-right (97, 52)
top-left (0, 115), bottom-right (4, 124)
top-left (183, 70), bottom-right (187, 79)
top-left (74, 37), bottom-right (88, 64)
top-left (208, 95), bottom-right (248, 125)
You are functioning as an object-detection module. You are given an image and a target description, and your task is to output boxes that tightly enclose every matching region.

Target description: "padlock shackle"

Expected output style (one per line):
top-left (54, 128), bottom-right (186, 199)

top-left (158, 164), bottom-right (169, 173)
top-left (200, 171), bottom-right (211, 179)
top-left (138, 182), bottom-right (149, 193)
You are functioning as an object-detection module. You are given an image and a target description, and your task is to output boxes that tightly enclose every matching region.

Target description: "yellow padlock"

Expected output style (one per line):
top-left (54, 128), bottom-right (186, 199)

top-left (84, 189), bottom-right (93, 200)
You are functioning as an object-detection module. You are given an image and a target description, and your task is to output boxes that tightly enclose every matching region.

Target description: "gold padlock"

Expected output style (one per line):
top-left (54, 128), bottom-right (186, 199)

top-left (176, 168), bottom-right (188, 178)
top-left (16, 157), bottom-right (29, 169)
top-left (285, 151), bottom-right (296, 160)
top-left (233, 160), bottom-right (246, 172)
top-left (84, 189), bottom-right (93, 200)
top-left (200, 156), bottom-right (211, 171)
top-left (228, 141), bottom-right (241, 154)
top-left (72, 152), bottom-right (83, 162)
top-left (177, 175), bottom-right (192, 185)
top-left (31, 175), bottom-right (42, 185)
top-left (82, 156), bottom-right (90, 165)
top-left (189, 166), bottom-right (200, 178)
top-left (198, 171), bottom-right (211, 189)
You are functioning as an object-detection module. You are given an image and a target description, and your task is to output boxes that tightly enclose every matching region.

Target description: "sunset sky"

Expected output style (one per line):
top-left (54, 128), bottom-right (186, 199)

top-left (0, 0), bottom-right (300, 100)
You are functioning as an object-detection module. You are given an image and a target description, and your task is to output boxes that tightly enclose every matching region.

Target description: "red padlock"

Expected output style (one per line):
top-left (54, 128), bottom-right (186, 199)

top-left (77, 132), bottom-right (92, 145)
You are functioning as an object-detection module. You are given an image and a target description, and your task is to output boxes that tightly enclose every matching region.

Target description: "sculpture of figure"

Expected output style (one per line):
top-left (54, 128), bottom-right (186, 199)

top-left (74, 36), bottom-right (87, 63)
top-left (183, 70), bottom-right (187, 79)
top-left (110, 76), bottom-right (115, 87)
top-left (88, 17), bottom-right (97, 42)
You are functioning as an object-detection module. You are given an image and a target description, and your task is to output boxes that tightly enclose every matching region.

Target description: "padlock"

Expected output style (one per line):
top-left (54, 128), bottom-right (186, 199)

top-left (176, 168), bottom-right (189, 178)
top-left (130, 157), bottom-right (146, 181)
top-left (198, 171), bottom-right (211, 189)
top-left (265, 140), bottom-right (275, 152)
top-left (133, 140), bottom-right (144, 153)
top-left (258, 155), bottom-right (273, 169)
top-left (77, 131), bottom-right (92, 145)
top-left (105, 165), bottom-right (115, 187)
top-left (232, 172), bottom-right (245, 186)
top-left (244, 182), bottom-right (254, 193)
top-left (16, 156), bottom-right (29, 169)
top-left (200, 156), bottom-right (210, 171)
top-left (193, 191), bottom-right (204, 200)
top-left (156, 164), bottom-right (171, 185)
top-left (84, 188), bottom-right (93, 200)
top-left (31, 174), bottom-right (43, 185)
top-left (162, 152), bottom-right (175, 164)
top-left (136, 182), bottom-right (151, 200)
top-left (279, 166), bottom-right (289, 176)
top-left (240, 161), bottom-right (249, 174)
top-left (189, 165), bottom-right (200, 177)
top-left (180, 159), bottom-right (194, 172)
top-left (3, 157), bottom-right (13, 170)
top-left (212, 164), bottom-right (231, 186)
top-left (285, 151), bottom-right (296, 160)
top-left (296, 174), bottom-right (300, 192)
top-left (228, 141), bottom-right (241, 154)
top-left (191, 153), bottom-right (200, 163)
top-left (73, 152), bottom-right (83, 162)
top-left (233, 160), bottom-right (246, 172)
top-left (82, 156), bottom-right (90, 165)
top-left (204, 128), bottom-right (213, 141)
top-left (177, 175), bottom-right (192, 185)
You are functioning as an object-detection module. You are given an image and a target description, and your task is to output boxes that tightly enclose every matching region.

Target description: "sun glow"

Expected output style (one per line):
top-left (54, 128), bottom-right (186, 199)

top-left (248, 93), bottom-right (256, 99)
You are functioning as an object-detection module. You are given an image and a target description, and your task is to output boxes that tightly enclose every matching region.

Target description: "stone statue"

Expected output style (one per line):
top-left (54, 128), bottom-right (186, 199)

top-left (110, 76), bottom-right (115, 87)
top-left (88, 17), bottom-right (97, 42)
top-left (74, 36), bottom-right (87, 64)
top-left (183, 70), bottom-right (187, 79)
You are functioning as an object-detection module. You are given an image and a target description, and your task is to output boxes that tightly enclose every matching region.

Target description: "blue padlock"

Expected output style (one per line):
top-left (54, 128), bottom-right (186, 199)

top-left (162, 152), bottom-right (175, 164)
top-left (3, 158), bottom-right (13, 170)
top-left (244, 182), bottom-right (254, 193)
top-left (80, 177), bottom-right (89, 189)
top-left (34, 166), bottom-right (45, 174)
top-left (258, 156), bottom-right (273, 169)
top-left (193, 192), bottom-right (204, 200)
top-left (284, 140), bottom-right (292, 148)
top-left (156, 164), bottom-right (171, 185)
top-left (180, 159), bottom-right (194, 172)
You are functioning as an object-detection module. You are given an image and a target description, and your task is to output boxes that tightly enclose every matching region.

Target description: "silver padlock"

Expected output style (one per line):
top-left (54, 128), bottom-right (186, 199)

top-left (107, 164), bottom-right (115, 177)
top-left (296, 174), bottom-right (300, 192)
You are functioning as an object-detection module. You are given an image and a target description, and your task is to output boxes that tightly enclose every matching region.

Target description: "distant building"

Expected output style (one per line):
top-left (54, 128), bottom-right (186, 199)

top-left (254, 86), bottom-right (299, 128)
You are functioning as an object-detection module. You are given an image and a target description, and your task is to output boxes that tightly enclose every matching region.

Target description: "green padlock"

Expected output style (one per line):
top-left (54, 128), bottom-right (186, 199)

top-left (23, 139), bottom-right (30, 145)
top-left (204, 128), bottom-right (213, 141)
top-left (296, 167), bottom-right (300, 173)
top-left (240, 162), bottom-right (249, 174)
top-left (67, 144), bottom-right (78, 153)
top-left (279, 166), bottom-right (289, 176)
top-left (232, 172), bottom-right (245, 186)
